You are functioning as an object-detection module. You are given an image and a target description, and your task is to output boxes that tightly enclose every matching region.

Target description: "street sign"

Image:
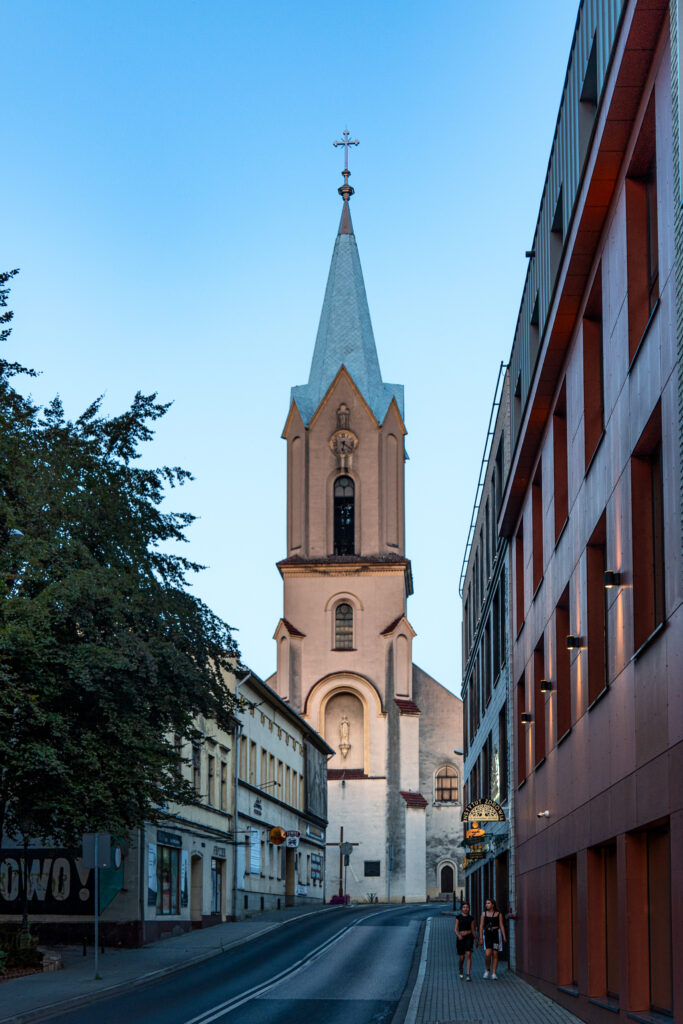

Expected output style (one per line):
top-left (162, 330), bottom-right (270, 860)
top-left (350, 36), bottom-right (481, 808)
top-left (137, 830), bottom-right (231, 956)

top-left (285, 830), bottom-right (300, 848)
top-left (340, 842), bottom-right (354, 856)
top-left (82, 834), bottom-right (113, 869)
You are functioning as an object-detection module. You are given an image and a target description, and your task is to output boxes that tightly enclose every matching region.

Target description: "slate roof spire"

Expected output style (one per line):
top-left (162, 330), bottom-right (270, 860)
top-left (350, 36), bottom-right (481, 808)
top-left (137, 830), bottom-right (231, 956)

top-left (290, 135), bottom-right (404, 427)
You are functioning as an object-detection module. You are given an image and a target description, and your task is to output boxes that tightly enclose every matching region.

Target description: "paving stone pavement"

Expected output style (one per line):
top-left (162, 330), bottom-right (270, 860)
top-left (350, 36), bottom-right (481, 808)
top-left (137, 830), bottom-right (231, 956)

top-left (411, 915), bottom-right (584, 1024)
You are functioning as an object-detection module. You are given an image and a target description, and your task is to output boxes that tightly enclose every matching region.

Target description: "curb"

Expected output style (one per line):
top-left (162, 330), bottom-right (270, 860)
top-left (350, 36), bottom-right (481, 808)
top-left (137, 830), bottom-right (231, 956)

top-left (0, 904), bottom-right (346, 1024)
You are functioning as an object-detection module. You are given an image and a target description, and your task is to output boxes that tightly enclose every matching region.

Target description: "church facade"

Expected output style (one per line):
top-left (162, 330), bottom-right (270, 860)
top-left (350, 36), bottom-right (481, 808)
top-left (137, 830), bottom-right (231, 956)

top-left (266, 160), bottom-right (463, 903)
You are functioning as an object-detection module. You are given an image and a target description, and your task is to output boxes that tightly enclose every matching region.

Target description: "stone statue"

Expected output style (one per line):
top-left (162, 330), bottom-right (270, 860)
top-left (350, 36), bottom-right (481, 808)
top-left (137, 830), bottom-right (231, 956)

top-left (339, 713), bottom-right (351, 759)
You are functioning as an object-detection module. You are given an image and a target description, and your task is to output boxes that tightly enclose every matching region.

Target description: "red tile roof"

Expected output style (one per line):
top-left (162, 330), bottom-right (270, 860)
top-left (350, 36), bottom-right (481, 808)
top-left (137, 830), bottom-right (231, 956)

top-left (281, 618), bottom-right (306, 637)
top-left (400, 791), bottom-right (428, 807)
top-left (395, 698), bottom-right (420, 715)
top-left (327, 769), bottom-right (368, 780)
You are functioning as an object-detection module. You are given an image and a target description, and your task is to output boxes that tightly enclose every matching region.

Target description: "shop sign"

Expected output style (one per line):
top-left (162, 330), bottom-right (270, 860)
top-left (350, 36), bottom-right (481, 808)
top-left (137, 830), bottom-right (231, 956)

top-left (461, 798), bottom-right (505, 823)
top-left (157, 830), bottom-right (182, 847)
top-left (286, 830), bottom-right (300, 849)
top-left (468, 849), bottom-right (487, 860)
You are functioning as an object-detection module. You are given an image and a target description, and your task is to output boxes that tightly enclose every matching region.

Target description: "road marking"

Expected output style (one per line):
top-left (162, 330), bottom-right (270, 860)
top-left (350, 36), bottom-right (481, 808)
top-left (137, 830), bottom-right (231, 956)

top-left (181, 905), bottom-right (405, 1024)
top-left (403, 915), bottom-right (431, 1024)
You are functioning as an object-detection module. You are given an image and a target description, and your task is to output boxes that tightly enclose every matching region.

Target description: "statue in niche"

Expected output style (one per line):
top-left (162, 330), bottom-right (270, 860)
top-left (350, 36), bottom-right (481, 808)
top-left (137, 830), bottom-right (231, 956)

top-left (339, 713), bottom-right (351, 759)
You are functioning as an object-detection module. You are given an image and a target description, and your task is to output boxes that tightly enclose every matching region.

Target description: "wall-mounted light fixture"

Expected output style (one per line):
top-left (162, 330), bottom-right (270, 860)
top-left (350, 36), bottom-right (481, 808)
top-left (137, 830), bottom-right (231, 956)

top-left (603, 570), bottom-right (621, 588)
top-left (525, 250), bottom-right (536, 258)
top-left (566, 635), bottom-right (582, 649)
top-left (520, 712), bottom-right (533, 724)
top-left (539, 679), bottom-right (553, 692)
top-left (536, 810), bottom-right (550, 818)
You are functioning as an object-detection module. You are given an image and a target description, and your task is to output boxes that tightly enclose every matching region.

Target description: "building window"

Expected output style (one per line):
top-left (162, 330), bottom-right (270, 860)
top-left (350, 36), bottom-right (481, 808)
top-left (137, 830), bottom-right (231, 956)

top-left (515, 525), bottom-right (524, 634)
top-left (532, 467), bottom-right (543, 594)
top-left (583, 267), bottom-right (604, 468)
top-left (534, 636), bottom-right (546, 767)
top-left (631, 405), bottom-right (665, 652)
top-left (435, 765), bottom-right (458, 803)
top-left (207, 754), bottom-right (215, 806)
top-left (626, 95), bottom-right (658, 363)
top-left (220, 761), bottom-right (228, 811)
top-left (364, 861), bottom-right (380, 877)
top-left (517, 674), bottom-right (526, 785)
top-left (192, 743), bottom-right (201, 795)
top-left (211, 858), bottom-right (222, 915)
top-left (498, 703), bottom-right (508, 800)
top-left (333, 475), bottom-right (355, 555)
top-left (157, 845), bottom-right (180, 915)
top-left (334, 603), bottom-right (353, 649)
top-left (587, 513), bottom-right (608, 705)
top-left (555, 587), bottom-right (571, 741)
top-left (553, 380), bottom-right (568, 540)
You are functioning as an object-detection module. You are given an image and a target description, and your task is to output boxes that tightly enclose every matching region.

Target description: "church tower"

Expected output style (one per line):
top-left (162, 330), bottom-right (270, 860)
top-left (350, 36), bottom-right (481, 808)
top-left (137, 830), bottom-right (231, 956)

top-left (271, 138), bottom-right (462, 903)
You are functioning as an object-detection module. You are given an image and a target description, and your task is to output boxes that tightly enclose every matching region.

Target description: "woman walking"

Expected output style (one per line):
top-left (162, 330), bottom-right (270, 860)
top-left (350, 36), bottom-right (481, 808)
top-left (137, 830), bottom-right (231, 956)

top-left (454, 901), bottom-right (477, 981)
top-left (479, 897), bottom-right (506, 979)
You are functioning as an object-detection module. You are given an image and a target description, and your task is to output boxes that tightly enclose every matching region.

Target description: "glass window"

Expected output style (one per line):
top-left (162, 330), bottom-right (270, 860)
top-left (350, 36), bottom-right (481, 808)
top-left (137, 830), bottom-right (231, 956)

top-left (335, 603), bottom-right (353, 649)
top-left (334, 476), bottom-right (355, 554)
top-left (157, 845), bottom-right (180, 915)
top-left (435, 765), bottom-right (458, 803)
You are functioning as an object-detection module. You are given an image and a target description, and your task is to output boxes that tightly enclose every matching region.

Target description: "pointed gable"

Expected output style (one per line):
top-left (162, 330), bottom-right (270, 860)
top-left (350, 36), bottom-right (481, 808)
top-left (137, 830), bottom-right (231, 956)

top-left (291, 200), bottom-right (403, 427)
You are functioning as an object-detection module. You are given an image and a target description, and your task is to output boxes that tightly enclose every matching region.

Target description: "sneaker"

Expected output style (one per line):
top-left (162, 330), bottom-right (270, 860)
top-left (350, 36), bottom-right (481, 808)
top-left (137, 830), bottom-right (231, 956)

top-left (491, 973), bottom-right (498, 980)
top-left (483, 970), bottom-right (490, 979)
top-left (459, 972), bottom-right (464, 979)
top-left (466, 975), bottom-right (472, 982)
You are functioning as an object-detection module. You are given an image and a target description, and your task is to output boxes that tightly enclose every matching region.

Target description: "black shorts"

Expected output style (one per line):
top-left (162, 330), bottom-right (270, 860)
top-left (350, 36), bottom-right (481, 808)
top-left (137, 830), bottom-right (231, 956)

top-left (484, 929), bottom-right (502, 951)
top-left (456, 935), bottom-right (474, 955)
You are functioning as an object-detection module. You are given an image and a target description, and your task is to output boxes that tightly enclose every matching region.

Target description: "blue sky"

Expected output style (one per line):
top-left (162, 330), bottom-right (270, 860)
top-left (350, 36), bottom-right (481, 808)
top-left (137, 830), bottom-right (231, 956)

top-left (5, 0), bottom-right (579, 694)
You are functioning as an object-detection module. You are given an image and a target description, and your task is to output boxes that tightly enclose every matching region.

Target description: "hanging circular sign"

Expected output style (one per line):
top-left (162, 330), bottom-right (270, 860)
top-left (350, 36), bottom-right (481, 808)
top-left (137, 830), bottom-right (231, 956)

top-left (269, 827), bottom-right (287, 845)
top-left (461, 798), bottom-right (505, 823)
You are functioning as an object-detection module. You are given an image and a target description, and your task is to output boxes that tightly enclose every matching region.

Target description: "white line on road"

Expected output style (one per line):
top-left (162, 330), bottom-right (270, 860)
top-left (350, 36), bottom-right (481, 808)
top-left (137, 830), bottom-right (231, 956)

top-left (181, 905), bottom-right (406, 1024)
top-left (403, 916), bottom-right (431, 1024)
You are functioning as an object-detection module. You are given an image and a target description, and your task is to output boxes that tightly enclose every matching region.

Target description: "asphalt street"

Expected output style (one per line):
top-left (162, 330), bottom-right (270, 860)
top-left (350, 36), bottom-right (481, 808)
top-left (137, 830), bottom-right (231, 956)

top-left (44, 903), bottom-right (438, 1024)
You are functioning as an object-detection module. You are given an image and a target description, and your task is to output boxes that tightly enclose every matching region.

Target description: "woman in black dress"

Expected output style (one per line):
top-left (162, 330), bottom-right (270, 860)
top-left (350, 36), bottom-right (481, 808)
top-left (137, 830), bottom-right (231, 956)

top-left (479, 897), bottom-right (506, 979)
top-left (454, 901), bottom-right (477, 980)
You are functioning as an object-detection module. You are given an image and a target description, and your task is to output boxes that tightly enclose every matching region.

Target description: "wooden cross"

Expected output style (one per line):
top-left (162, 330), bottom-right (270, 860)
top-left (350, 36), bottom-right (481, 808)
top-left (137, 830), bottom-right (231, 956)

top-left (333, 130), bottom-right (359, 172)
top-left (325, 825), bottom-right (360, 897)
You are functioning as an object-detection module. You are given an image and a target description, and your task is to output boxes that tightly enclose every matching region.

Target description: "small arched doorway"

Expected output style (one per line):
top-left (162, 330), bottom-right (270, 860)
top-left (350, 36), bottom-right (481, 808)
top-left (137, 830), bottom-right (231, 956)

top-left (441, 864), bottom-right (454, 894)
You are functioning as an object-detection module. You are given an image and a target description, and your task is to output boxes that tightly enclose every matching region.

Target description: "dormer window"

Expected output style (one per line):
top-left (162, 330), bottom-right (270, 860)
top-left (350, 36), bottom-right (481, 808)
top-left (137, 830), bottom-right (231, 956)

top-left (334, 603), bottom-right (353, 649)
top-left (334, 476), bottom-right (355, 554)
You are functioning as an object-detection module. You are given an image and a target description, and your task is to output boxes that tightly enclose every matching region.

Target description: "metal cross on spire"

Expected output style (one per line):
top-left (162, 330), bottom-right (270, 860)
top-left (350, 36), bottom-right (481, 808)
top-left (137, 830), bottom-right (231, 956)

top-left (333, 129), bottom-right (359, 171)
top-left (333, 129), bottom-right (359, 203)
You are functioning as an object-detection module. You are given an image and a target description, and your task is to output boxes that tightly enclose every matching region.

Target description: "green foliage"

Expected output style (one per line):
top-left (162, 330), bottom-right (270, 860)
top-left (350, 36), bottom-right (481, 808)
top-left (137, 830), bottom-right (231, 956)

top-left (0, 272), bottom-right (242, 845)
top-left (0, 926), bottom-right (42, 969)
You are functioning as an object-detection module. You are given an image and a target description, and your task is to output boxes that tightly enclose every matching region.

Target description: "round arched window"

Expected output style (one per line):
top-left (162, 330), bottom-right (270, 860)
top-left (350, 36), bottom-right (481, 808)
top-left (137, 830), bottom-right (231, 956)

top-left (335, 603), bottom-right (353, 649)
top-left (334, 476), bottom-right (355, 554)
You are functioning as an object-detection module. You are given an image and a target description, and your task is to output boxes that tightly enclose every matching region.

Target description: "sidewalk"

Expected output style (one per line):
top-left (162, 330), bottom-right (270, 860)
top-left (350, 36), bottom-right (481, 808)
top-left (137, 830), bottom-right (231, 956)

top-left (0, 903), bottom-right (344, 1024)
top-left (405, 914), bottom-right (584, 1024)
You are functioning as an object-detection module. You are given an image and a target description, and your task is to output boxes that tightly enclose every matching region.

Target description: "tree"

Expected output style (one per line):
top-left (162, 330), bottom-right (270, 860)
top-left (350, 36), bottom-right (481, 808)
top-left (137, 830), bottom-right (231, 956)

top-left (0, 271), bottom-right (242, 845)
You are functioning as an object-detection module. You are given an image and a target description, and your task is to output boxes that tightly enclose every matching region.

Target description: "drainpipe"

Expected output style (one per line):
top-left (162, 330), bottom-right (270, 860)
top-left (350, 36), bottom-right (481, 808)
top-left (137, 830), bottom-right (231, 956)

top-left (231, 673), bottom-right (250, 921)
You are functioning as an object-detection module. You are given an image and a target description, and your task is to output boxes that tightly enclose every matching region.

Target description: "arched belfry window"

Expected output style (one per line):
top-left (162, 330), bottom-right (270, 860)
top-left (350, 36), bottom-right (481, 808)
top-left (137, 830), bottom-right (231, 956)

top-left (335, 603), bottom-right (353, 649)
top-left (435, 765), bottom-right (458, 803)
top-left (334, 476), bottom-right (355, 555)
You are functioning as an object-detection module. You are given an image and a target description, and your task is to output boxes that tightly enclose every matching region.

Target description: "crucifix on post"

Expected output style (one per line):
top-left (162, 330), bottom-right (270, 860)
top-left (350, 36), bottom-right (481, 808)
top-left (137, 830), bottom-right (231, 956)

top-left (325, 826), bottom-right (359, 897)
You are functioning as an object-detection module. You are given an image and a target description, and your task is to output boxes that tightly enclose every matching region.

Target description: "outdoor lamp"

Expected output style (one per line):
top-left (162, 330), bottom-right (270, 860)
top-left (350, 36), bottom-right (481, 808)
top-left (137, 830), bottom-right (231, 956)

top-left (520, 712), bottom-right (533, 724)
top-left (539, 679), bottom-right (552, 692)
top-left (603, 570), bottom-right (621, 588)
top-left (566, 634), bottom-right (581, 649)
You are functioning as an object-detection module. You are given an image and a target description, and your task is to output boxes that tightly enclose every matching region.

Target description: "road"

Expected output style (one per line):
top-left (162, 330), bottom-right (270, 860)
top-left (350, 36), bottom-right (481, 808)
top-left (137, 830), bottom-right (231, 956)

top-left (46, 903), bottom-right (439, 1024)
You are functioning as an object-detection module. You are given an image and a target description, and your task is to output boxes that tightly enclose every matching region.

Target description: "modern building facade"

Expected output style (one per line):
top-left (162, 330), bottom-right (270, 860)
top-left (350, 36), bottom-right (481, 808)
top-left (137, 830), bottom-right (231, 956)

top-left (496, 1), bottom-right (681, 1021)
top-left (460, 367), bottom-right (515, 960)
top-left (267, 162), bottom-right (463, 903)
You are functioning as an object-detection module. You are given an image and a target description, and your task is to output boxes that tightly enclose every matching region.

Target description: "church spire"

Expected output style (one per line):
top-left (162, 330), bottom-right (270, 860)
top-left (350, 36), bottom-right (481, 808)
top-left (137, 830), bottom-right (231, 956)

top-left (290, 132), bottom-right (404, 427)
